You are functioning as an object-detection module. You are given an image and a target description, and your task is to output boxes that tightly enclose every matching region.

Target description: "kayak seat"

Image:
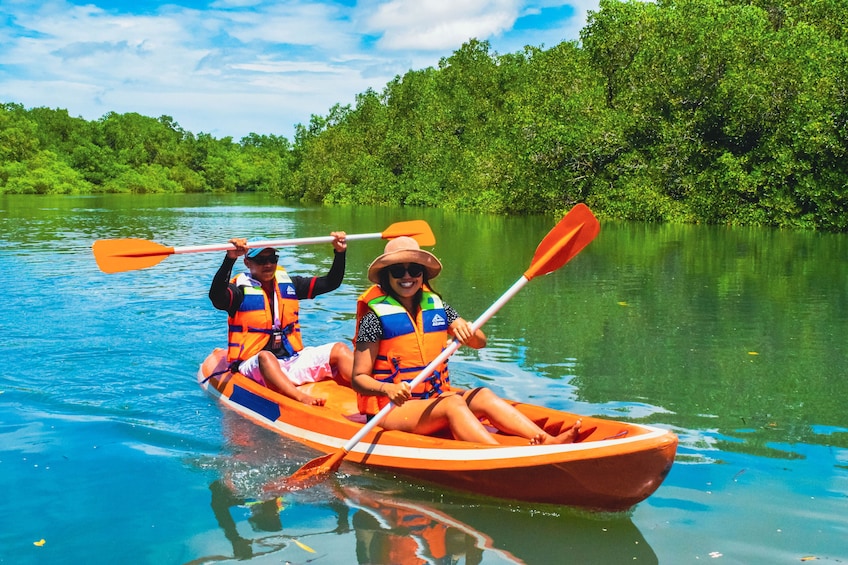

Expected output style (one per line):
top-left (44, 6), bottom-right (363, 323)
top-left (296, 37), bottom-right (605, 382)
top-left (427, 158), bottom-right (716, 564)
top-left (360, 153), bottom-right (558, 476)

top-left (345, 413), bottom-right (368, 424)
top-left (575, 426), bottom-right (598, 442)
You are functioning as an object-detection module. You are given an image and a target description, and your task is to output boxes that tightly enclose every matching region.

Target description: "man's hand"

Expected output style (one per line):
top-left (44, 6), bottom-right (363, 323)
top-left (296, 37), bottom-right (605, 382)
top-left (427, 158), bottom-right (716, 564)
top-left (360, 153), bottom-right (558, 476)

top-left (331, 231), bottom-right (347, 253)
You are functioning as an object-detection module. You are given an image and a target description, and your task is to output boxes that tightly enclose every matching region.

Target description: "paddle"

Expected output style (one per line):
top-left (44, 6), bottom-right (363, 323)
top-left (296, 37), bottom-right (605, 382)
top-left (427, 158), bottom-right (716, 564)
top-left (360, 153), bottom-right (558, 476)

top-left (92, 220), bottom-right (435, 273)
top-left (270, 203), bottom-right (600, 493)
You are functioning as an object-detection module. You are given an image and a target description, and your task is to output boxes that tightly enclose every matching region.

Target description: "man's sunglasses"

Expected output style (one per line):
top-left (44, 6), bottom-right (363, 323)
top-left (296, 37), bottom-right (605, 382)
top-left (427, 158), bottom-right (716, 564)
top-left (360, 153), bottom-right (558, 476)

top-left (249, 254), bottom-right (279, 265)
top-left (387, 263), bottom-right (425, 278)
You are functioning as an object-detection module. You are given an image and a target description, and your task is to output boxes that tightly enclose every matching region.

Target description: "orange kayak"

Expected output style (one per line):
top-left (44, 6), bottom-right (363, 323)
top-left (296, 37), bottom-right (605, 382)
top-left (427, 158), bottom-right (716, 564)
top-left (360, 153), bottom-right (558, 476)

top-left (199, 348), bottom-right (677, 511)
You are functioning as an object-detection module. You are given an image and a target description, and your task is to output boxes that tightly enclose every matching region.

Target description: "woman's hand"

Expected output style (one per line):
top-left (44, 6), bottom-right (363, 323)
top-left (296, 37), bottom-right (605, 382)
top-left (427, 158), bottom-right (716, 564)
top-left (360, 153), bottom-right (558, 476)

top-left (450, 318), bottom-right (487, 349)
top-left (382, 381), bottom-right (412, 406)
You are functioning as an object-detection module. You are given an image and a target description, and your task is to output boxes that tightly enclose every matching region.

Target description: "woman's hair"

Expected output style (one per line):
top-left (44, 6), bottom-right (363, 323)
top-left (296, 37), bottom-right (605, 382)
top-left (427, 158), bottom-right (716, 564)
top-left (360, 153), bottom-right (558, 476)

top-left (377, 266), bottom-right (440, 309)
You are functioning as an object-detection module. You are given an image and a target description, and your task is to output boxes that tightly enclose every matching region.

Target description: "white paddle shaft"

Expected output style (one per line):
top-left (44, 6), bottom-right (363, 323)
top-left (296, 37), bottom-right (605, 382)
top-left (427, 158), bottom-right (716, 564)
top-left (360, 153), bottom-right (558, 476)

top-left (171, 232), bottom-right (384, 255)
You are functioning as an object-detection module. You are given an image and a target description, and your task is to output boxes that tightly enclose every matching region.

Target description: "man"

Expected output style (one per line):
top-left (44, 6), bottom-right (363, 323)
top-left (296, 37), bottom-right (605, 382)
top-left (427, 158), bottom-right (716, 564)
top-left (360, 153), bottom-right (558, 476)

top-left (209, 233), bottom-right (353, 405)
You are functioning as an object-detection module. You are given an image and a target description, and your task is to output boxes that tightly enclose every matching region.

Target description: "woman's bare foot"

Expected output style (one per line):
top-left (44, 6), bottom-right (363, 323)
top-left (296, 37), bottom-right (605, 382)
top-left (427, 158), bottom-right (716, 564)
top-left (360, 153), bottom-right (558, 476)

top-left (529, 419), bottom-right (582, 445)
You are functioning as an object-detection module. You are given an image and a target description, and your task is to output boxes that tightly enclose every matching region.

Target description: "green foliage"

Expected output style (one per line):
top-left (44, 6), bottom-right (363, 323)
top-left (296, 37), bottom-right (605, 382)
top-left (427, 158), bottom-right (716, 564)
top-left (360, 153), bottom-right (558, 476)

top-left (102, 164), bottom-right (181, 194)
top-left (2, 0), bottom-right (847, 230)
top-left (0, 103), bottom-right (40, 162)
top-left (0, 150), bottom-right (91, 194)
top-left (0, 103), bottom-right (290, 196)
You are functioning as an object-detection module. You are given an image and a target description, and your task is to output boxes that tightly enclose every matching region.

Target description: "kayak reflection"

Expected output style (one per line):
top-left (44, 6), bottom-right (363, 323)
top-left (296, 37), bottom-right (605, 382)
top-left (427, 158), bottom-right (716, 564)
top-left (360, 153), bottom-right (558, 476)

top-left (206, 403), bottom-right (657, 564)
top-left (339, 484), bottom-right (657, 565)
top-left (435, 499), bottom-right (658, 564)
top-left (204, 476), bottom-right (516, 564)
top-left (341, 485), bottom-right (521, 565)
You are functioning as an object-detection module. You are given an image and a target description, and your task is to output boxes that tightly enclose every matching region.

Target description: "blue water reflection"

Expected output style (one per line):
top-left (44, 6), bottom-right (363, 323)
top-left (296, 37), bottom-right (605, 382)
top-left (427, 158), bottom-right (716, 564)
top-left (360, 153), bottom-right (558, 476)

top-left (2, 193), bottom-right (846, 564)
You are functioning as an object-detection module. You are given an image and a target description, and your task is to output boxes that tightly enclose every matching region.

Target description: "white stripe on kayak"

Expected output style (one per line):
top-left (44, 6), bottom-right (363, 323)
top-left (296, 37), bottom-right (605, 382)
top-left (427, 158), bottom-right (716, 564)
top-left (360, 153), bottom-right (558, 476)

top-left (203, 381), bottom-right (673, 464)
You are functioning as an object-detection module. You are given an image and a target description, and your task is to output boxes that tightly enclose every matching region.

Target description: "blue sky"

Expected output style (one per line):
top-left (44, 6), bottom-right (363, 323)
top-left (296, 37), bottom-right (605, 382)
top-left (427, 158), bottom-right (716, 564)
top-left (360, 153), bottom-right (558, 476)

top-left (0, 0), bottom-right (598, 140)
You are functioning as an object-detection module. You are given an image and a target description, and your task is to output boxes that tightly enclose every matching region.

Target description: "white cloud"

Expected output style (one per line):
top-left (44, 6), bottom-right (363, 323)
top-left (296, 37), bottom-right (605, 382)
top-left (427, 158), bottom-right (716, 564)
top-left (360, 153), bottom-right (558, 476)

top-left (362, 0), bottom-right (521, 50)
top-left (213, 3), bottom-right (337, 45)
top-left (0, 0), bottom-right (597, 139)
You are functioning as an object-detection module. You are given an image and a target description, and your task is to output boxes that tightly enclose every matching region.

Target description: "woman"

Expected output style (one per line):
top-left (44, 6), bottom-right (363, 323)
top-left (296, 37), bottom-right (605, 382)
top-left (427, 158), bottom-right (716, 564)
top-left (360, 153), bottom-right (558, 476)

top-left (351, 237), bottom-right (581, 445)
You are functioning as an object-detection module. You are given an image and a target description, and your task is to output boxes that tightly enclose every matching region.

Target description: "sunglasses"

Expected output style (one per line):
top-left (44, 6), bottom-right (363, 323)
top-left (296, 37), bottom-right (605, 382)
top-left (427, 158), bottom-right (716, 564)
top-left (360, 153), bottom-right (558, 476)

top-left (387, 263), bottom-right (425, 278)
top-left (249, 254), bottom-right (279, 265)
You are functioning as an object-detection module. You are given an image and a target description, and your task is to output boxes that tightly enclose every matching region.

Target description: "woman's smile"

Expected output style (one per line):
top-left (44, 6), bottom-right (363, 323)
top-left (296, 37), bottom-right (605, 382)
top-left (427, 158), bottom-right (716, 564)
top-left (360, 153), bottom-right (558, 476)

top-left (391, 276), bottom-right (420, 295)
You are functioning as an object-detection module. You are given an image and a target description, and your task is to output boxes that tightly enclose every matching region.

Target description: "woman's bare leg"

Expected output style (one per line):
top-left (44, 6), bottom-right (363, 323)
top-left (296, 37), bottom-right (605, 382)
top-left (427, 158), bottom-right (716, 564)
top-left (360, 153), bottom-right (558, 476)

top-left (463, 387), bottom-right (581, 444)
top-left (382, 394), bottom-right (499, 445)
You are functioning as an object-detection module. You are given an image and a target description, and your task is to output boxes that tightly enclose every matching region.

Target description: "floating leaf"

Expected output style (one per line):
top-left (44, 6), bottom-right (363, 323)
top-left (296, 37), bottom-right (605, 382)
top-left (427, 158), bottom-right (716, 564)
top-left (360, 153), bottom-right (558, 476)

top-left (617, 301), bottom-right (628, 306)
top-left (293, 539), bottom-right (316, 553)
top-left (748, 351), bottom-right (759, 356)
top-left (34, 539), bottom-right (46, 547)
top-left (801, 557), bottom-right (818, 562)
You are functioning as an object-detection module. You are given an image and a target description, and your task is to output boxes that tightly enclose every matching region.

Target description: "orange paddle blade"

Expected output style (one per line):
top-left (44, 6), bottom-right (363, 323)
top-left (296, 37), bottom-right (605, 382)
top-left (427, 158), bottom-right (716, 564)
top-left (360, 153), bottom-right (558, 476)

top-left (92, 238), bottom-right (175, 274)
top-left (382, 220), bottom-right (435, 247)
top-left (524, 204), bottom-right (599, 280)
top-left (264, 452), bottom-right (344, 494)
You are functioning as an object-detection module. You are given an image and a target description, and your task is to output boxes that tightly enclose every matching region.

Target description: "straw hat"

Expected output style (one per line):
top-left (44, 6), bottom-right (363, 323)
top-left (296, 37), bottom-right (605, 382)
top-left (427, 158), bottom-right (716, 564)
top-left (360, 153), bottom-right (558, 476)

top-left (367, 236), bottom-right (442, 283)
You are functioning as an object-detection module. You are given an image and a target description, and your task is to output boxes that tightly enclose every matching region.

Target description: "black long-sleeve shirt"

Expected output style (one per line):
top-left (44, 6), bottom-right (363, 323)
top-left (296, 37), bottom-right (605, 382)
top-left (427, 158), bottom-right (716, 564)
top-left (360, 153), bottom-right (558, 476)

top-left (208, 251), bottom-right (346, 317)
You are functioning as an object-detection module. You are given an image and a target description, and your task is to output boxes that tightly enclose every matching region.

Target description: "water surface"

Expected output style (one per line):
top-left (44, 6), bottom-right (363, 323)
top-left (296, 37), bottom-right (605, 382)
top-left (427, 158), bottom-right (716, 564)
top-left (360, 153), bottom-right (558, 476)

top-left (1, 193), bottom-right (846, 564)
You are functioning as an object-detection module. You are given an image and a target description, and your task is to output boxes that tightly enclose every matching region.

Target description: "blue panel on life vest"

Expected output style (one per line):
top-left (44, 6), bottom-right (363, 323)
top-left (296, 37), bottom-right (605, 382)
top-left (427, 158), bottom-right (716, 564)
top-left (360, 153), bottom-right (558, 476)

top-left (241, 293), bottom-right (266, 312)
top-left (380, 312), bottom-right (415, 338)
top-left (231, 385), bottom-right (281, 422)
top-left (422, 309), bottom-right (448, 333)
top-left (279, 282), bottom-right (297, 297)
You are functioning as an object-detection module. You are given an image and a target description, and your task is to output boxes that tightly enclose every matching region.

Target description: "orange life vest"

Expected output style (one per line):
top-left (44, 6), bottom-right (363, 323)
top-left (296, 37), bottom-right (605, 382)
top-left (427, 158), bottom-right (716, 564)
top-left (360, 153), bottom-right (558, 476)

top-left (392, 509), bottom-right (449, 561)
top-left (372, 507), bottom-right (445, 564)
top-left (226, 268), bottom-right (304, 363)
top-left (354, 285), bottom-right (450, 415)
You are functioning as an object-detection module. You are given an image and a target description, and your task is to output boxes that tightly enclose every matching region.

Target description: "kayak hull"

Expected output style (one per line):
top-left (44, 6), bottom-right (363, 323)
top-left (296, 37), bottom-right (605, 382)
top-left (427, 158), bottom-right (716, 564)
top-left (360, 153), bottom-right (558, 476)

top-left (199, 348), bottom-right (677, 511)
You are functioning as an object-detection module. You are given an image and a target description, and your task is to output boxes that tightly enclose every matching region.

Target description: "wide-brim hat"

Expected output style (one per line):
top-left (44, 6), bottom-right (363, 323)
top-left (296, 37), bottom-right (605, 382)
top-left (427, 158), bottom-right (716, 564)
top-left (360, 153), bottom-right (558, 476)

top-left (367, 236), bottom-right (442, 283)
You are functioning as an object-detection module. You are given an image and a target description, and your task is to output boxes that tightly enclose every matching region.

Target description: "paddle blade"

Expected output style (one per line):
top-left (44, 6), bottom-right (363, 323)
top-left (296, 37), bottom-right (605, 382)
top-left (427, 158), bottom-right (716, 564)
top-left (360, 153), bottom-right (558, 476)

top-left (92, 238), bottom-right (175, 273)
top-left (381, 220), bottom-right (435, 247)
top-left (525, 204), bottom-right (600, 280)
top-left (264, 452), bottom-right (345, 494)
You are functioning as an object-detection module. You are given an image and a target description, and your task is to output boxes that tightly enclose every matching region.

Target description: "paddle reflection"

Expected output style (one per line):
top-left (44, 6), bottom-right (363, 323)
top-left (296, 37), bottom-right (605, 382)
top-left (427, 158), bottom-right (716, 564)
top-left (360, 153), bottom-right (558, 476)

top-left (207, 478), bottom-right (351, 561)
top-left (210, 411), bottom-right (514, 563)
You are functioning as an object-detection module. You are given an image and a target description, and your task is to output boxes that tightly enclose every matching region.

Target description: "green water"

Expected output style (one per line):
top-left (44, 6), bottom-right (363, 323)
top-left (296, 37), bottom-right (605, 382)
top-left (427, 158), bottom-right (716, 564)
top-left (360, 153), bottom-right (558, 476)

top-left (1, 193), bottom-right (846, 564)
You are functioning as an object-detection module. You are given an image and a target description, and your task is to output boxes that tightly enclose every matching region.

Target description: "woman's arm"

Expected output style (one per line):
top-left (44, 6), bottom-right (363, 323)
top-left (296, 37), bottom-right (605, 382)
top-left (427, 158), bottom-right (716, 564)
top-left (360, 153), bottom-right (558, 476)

top-left (352, 340), bottom-right (411, 405)
top-left (351, 340), bottom-right (381, 395)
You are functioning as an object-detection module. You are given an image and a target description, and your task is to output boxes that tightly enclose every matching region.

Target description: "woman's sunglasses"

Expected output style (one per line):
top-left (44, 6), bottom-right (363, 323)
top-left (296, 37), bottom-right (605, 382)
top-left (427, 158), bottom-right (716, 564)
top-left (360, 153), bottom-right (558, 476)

top-left (249, 254), bottom-right (279, 265)
top-left (387, 263), bottom-right (425, 278)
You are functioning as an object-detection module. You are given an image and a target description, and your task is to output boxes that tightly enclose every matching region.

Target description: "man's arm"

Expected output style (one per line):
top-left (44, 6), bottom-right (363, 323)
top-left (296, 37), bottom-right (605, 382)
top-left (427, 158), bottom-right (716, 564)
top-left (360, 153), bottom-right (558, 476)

top-left (292, 250), bottom-right (346, 299)
top-left (209, 256), bottom-right (243, 316)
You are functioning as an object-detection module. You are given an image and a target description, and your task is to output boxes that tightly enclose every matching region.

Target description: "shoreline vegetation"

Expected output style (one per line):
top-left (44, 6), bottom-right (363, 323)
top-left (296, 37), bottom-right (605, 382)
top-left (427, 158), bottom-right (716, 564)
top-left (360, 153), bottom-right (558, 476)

top-left (2, 0), bottom-right (846, 231)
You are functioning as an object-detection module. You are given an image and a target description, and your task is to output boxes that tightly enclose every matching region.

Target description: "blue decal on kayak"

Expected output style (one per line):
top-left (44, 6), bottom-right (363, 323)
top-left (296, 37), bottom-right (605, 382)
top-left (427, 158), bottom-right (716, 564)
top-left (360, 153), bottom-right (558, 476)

top-left (230, 385), bottom-right (281, 422)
